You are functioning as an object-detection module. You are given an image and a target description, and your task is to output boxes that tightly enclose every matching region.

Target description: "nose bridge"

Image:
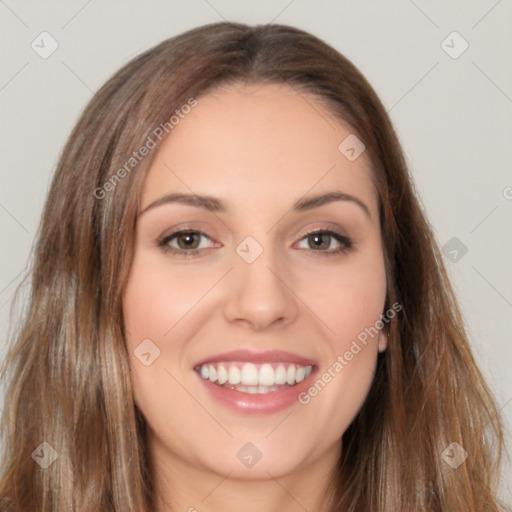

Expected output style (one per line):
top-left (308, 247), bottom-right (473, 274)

top-left (222, 233), bottom-right (298, 330)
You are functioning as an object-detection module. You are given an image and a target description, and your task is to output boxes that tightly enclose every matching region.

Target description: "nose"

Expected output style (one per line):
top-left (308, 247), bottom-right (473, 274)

top-left (222, 244), bottom-right (299, 331)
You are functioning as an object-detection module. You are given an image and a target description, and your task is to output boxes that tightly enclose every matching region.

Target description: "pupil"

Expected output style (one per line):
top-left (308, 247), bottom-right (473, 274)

top-left (179, 233), bottom-right (198, 249)
top-left (311, 234), bottom-right (327, 249)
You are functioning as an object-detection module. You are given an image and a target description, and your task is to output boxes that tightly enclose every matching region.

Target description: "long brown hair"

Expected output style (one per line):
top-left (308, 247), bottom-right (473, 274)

top-left (0, 21), bottom-right (507, 511)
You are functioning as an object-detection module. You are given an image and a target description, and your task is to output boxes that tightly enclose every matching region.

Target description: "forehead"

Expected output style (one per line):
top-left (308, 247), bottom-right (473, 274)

top-left (140, 83), bottom-right (377, 218)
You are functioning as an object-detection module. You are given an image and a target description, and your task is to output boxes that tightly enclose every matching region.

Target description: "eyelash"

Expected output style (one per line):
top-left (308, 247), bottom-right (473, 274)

top-left (156, 228), bottom-right (354, 258)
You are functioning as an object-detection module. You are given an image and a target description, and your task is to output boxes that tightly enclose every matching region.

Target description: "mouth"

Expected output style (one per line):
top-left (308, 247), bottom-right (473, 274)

top-left (194, 361), bottom-right (314, 394)
top-left (193, 349), bottom-right (318, 413)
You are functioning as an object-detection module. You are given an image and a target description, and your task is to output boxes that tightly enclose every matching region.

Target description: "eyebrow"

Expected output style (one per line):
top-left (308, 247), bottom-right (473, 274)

top-left (138, 191), bottom-right (371, 218)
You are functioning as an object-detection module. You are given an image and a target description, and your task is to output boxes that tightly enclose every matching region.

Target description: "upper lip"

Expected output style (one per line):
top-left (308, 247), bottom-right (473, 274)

top-left (193, 349), bottom-right (317, 368)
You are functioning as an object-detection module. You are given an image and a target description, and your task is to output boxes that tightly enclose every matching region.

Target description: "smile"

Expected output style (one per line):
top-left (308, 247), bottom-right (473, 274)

top-left (192, 349), bottom-right (318, 413)
top-left (195, 362), bottom-right (314, 394)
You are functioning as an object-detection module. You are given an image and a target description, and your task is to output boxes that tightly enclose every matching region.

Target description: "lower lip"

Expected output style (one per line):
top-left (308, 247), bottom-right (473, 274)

top-left (195, 370), bottom-right (316, 414)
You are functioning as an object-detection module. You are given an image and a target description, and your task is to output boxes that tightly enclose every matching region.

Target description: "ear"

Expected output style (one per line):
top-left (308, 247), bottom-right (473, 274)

top-left (377, 325), bottom-right (389, 353)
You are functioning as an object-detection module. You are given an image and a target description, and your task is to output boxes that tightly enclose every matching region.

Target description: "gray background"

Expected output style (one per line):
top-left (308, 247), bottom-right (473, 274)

top-left (1, 0), bottom-right (511, 503)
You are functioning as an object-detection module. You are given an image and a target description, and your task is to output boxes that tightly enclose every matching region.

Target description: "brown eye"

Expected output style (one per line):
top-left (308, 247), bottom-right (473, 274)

top-left (175, 232), bottom-right (201, 250)
top-left (296, 229), bottom-right (353, 256)
top-left (307, 232), bottom-right (331, 250)
top-left (157, 230), bottom-right (214, 256)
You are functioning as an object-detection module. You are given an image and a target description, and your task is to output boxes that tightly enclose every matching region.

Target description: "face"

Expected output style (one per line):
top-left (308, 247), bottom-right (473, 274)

top-left (123, 83), bottom-right (388, 482)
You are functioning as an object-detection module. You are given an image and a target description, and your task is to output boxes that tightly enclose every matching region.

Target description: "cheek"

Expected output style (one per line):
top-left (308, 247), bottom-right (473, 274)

top-left (122, 255), bottom-right (211, 439)
top-left (291, 249), bottom-right (387, 429)
top-left (122, 253), bottom-right (202, 404)
top-left (296, 250), bottom-right (387, 348)
top-left (123, 254), bottom-right (211, 346)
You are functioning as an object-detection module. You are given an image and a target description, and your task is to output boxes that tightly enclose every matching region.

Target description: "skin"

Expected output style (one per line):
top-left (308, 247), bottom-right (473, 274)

top-left (123, 83), bottom-right (388, 512)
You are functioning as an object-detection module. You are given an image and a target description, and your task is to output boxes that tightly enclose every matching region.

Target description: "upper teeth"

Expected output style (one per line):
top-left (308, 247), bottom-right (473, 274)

top-left (197, 362), bottom-right (313, 387)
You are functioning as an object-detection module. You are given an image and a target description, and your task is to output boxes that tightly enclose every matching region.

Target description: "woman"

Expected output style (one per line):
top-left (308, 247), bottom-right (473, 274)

top-left (0, 21), bottom-right (507, 511)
